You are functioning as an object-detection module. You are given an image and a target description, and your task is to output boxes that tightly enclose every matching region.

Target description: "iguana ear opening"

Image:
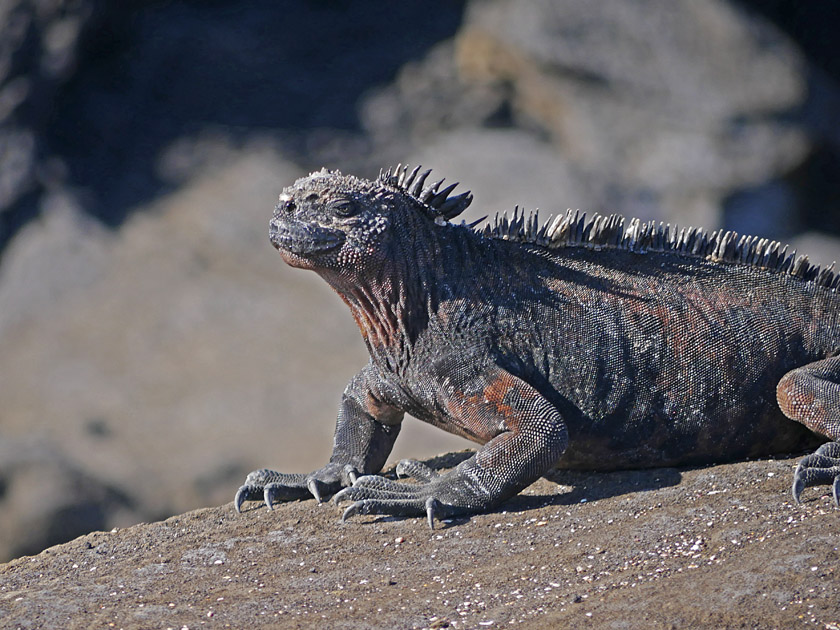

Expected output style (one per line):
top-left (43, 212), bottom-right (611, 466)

top-left (378, 164), bottom-right (473, 221)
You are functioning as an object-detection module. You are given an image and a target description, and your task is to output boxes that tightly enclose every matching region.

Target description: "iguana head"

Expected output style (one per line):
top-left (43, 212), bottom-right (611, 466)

top-left (270, 166), bottom-right (472, 273)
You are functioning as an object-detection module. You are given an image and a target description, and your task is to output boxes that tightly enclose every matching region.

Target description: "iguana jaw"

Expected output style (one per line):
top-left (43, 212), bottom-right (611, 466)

top-left (269, 214), bottom-right (345, 265)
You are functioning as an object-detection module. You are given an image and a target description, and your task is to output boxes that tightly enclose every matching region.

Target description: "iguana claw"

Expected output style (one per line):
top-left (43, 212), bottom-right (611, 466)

top-left (425, 497), bottom-right (441, 530)
top-left (234, 464), bottom-right (368, 512)
top-left (233, 469), bottom-right (314, 512)
top-left (234, 485), bottom-right (252, 513)
top-left (344, 464), bottom-right (359, 485)
top-left (307, 478), bottom-right (323, 503)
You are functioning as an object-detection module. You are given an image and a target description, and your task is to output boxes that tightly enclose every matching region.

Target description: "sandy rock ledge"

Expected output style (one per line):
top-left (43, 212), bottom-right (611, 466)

top-left (1, 453), bottom-right (838, 629)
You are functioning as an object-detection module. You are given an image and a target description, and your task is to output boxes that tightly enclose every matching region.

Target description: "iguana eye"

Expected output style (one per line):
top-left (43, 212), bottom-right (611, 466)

top-left (277, 193), bottom-right (295, 214)
top-left (331, 199), bottom-right (359, 218)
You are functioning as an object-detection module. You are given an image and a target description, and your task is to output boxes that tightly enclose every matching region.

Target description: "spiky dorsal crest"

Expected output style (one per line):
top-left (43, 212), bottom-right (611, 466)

top-left (482, 208), bottom-right (840, 291)
top-left (378, 164), bottom-right (473, 221)
top-left (375, 165), bottom-right (837, 289)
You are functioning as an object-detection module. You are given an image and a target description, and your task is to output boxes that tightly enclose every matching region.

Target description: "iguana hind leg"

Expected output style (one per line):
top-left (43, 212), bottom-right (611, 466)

top-left (777, 356), bottom-right (840, 505)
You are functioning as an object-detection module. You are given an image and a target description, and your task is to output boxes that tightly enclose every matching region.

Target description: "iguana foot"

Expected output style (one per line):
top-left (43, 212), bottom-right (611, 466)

top-left (791, 441), bottom-right (840, 506)
top-left (333, 459), bottom-right (474, 529)
top-left (234, 463), bottom-right (360, 512)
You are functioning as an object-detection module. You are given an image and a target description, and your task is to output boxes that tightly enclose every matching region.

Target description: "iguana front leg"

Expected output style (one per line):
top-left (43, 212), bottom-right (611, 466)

top-left (235, 364), bottom-right (403, 512)
top-left (777, 356), bottom-right (840, 505)
top-left (334, 366), bottom-right (569, 527)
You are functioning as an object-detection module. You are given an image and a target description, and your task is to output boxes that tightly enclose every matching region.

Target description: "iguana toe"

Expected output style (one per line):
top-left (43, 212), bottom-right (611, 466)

top-left (396, 459), bottom-right (438, 482)
top-left (233, 469), bottom-right (312, 512)
top-left (791, 442), bottom-right (840, 505)
top-left (339, 495), bottom-right (448, 530)
top-left (341, 497), bottom-right (429, 522)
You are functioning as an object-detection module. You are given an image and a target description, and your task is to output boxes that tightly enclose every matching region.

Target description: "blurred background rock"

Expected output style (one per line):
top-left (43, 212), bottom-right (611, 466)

top-left (0, 0), bottom-right (838, 561)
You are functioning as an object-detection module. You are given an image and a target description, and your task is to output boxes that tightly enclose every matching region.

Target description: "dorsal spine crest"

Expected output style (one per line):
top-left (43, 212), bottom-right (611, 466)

top-left (480, 207), bottom-right (838, 291)
top-left (377, 164), bottom-right (837, 290)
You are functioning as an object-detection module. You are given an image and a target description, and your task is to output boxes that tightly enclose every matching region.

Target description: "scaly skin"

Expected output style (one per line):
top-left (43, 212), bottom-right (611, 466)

top-left (234, 166), bottom-right (840, 527)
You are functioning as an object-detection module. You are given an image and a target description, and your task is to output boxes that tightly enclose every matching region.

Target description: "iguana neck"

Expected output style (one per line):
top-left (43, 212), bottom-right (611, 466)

top-left (320, 217), bottom-right (446, 372)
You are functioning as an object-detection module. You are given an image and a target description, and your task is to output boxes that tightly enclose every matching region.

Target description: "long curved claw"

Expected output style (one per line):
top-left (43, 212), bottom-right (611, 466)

top-left (332, 486), bottom-right (353, 506)
top-left (343, 464), bottom-right (359, 485)
top-left (234, 485), bottom-right (256, 513)
top-left (341, 501), bottom-right (365, 522)
top-left (307, 478), bottom-right (323, 503)
top-left (425, 497), bottom-right (442, 530)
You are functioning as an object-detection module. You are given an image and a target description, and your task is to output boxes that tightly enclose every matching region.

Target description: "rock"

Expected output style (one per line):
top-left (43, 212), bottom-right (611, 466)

top-left (1, 454), bottom-right (838, 628)
top-left (0, 148), bottom-right (321, 523)
top-left (0, 191), bottom-right (110, 334)
top-left (364, 0), bottom-right (810, 229)
top-left (0, 436), bottom-right (131, 561)
top-left (0, 0), bottom-right (106, 242)
top-left (0, 0), bottom-right (465, 240)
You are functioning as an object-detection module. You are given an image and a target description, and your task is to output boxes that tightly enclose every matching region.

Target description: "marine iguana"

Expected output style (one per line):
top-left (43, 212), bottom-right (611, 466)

top-left (235, 165), bottom-right (840, 527)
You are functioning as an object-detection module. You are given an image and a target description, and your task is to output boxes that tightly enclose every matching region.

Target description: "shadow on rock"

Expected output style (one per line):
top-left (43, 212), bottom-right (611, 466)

top-left (0, 437), bottom-right (136, 561)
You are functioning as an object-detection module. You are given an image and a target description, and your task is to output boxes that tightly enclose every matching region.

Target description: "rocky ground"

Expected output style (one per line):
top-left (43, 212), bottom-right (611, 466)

top-left (2, 0), bottom-right (840, 568)
top-left (1, 453), bottom-right (839, 629)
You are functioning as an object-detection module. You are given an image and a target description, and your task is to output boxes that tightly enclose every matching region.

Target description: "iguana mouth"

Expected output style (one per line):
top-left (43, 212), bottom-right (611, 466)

top-left (270, 216), bottom-right (345, 256)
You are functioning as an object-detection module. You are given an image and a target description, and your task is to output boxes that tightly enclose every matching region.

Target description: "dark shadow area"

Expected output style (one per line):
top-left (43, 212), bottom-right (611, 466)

top-left (365, 451), bottom-right (684, 528)
top-left (8, 484), bottom-right (135, 561)
top-left (4, 0), bottom-right (466, 250)
top-left (732, 1), bottom-right (840, 238)
top-left (50, 0), bottom-right (466, 225)
top-left (738, 1), bottom-right (840, 81)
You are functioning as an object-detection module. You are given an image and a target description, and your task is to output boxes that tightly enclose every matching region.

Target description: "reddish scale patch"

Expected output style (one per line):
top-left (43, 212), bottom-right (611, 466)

top-left (442, 388), bottom-right (501, 444)
top-left (777, 372), bottom-right (822, 428)
top-left (330, 281), bottom-right (400, 350)
top-left (443, 372), bottom-right (539, 444)
top-left (364, 391), bottom-right (402, 426)
top-left (277, 249), bottom-right (316, 270)
top-left (480, 373), bottom-right (518, 419)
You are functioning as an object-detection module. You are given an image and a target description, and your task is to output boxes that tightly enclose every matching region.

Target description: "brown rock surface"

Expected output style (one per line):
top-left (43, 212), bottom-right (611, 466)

top-left (1, 454), bottom-right (838, 629)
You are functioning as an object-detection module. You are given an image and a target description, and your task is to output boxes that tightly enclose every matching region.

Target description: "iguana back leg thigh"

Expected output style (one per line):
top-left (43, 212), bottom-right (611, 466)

top-left (776, 356), bottom-right (840, 505)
